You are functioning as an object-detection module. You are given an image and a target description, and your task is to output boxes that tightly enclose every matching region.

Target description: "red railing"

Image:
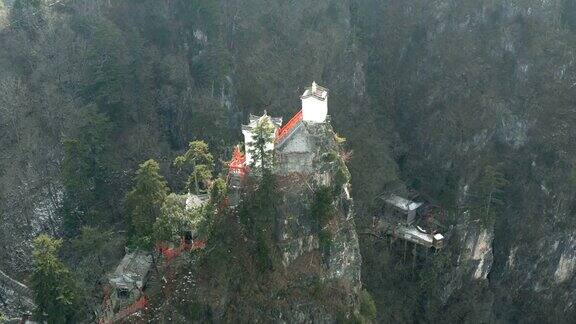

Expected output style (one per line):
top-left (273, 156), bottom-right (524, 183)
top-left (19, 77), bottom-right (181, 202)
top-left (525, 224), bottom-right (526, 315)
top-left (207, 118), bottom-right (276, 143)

top-left (156, 238), bottom-right (206, 263)
top-left (111, 295), bottom-right (148, 323)
top-left (99, 289), bottom-right (148, 324)
top-left (275, 110), bottom-right (303, 143)
top-left (228, 146), bottom-right (246, 175)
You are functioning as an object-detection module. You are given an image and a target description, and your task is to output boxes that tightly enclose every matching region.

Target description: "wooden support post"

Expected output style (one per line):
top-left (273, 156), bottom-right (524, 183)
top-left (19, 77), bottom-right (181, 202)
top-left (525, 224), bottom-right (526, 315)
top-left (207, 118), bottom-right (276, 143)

top-left (412, 243), bottom-right (417, 269)
top-left (403, 239), bottom-right (407, 261)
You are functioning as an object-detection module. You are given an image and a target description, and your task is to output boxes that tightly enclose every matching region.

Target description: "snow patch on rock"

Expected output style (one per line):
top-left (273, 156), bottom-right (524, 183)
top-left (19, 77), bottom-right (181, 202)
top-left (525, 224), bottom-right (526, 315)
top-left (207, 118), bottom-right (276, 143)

top-left (471, 228), bottom-right (494, 280)
top-left (31, 189), bottom-right (63, 235)
top-left (0, 1), bottom-right (6, 29)
top-left (554, 236), bottom-right (576, 283)
top-left (507, 246), bottom-right (518, 270)
top-left (193, 29), bottom-right (208, 44)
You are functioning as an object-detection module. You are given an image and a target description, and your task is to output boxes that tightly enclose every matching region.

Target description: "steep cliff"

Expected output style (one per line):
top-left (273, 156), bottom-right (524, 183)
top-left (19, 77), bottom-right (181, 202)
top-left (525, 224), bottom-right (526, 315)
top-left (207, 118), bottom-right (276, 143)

top-left (360, 0), bottom-right (576, 321)
top-left (0, 1), bottom-right (6, 28)
top-left (143, 119), bottom-right (365, 323)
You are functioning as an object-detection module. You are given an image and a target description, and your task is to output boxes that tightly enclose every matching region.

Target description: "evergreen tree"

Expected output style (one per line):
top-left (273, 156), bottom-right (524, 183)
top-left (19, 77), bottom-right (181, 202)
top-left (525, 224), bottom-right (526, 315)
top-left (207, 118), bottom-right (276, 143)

top-left (31, 235), bottom-right (81, 324)
top-left (73, 226), bottom-right (120, 281)
top-left (10, 0), bottom-right (45, 32)
top-left (60, 107), bottom-right (112, 234)
top-left (238, 172), bottom-right (278, 271)
top-left (249, 117), bottom-right (275, 173)
top-left (312, 186), bottom-right (336, 228)
top-left (174, 140), bottom-right (214, 194)
top-left (153, 194), bottom-right (194, 244)
top-left (126, 159), bottom-right (169, 248)
top-left (569, 164), bottom-right (576, 187)
top-left (311, 186), bottom-right (336, 262)
top-left (187, 164), bottom-right (212, 194)
top-left (476, 164), bottom-right (508, 226)
top-left (360, 290), bottom-right (378, 322)
top-left (209, 177), bottom-right (228, 207)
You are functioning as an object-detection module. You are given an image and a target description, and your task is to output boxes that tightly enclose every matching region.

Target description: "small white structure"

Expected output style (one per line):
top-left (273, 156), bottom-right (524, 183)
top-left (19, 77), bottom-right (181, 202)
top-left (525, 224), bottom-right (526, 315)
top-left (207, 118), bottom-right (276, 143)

top-left (393, 226), bottom-right (445, 249)
top-left (301, 81), bottom-right (328, 123)
top-left (185, 193), bottom-right (209, 210)
top-left (377, 194), bottom-right (446, 249)
top-left (238, 82), bottom-right (329, 169)
top-left (241, 112), bottom-right (282, 166)
top-left (384, 194), bottom-right (423, 225)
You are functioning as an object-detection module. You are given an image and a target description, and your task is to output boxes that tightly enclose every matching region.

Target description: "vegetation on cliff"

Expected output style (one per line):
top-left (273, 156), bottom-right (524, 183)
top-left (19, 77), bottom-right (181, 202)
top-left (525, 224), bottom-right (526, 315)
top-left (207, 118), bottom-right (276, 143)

top-left (31, 235), bottom-right (82, 323)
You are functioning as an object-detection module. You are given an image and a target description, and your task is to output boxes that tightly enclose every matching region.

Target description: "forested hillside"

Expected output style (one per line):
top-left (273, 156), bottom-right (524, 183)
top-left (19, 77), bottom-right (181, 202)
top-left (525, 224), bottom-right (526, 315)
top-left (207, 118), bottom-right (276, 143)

top-left (1, 0), bottom-right (576, 322)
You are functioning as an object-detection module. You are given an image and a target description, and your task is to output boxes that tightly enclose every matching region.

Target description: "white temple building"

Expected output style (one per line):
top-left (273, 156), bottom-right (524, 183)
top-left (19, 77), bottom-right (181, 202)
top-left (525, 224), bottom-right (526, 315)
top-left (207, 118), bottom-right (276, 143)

top-left (301, 81), bottom-right (329, 123)
top-left (241, 112), bottom-right (282, 166)
top-left (233, 81), bottom-right (330, 173)
top-left (240, 81), bottom-right (329, 166)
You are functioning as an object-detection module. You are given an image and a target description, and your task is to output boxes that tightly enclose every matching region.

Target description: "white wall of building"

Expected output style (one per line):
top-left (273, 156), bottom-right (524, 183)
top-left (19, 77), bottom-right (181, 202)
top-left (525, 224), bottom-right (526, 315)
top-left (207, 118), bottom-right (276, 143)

top-left (242, 121), bottom-right (277, 167)
top-left (242, 129), bottom-right (255, 165)
top-left (302, 96), bottom-right (328, 123)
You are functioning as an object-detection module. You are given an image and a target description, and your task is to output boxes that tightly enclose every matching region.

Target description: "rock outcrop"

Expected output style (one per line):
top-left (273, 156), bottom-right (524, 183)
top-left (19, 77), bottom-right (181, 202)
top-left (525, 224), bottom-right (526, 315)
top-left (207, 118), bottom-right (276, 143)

top-left (0, 1), bottom-right (7, 29)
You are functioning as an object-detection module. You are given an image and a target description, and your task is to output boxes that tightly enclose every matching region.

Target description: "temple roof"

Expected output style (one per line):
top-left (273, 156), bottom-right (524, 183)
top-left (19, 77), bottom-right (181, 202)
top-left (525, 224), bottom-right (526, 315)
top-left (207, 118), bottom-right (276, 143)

top-left (275, 109), bottom-right (303, 145)
top-left (109, 251), bottom-right (152, 289)
top-left (243, 111), bottom-right (283, 131)
top-left (300, 81), bottom-right (328, 101)
top-left (228, 145), bottom-right (247, 174)
top-left (384, 194), bottom-right (423, 212)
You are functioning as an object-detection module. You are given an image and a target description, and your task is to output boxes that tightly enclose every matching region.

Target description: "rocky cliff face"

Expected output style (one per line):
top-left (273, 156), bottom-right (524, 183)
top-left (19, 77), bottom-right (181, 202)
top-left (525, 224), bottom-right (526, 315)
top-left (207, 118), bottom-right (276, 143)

top-left (0, 1), bottom-right (6, 28)
top-left (144, 120), bottom-right (363, 323)
top-left (354, 0), bottom-right (576, 321)
top-left (276, 121), bottom-right (361, 289)
top-left (272, 176), bottom-right (362, 322)
top-left (444, 216), bottom-right (494, 290)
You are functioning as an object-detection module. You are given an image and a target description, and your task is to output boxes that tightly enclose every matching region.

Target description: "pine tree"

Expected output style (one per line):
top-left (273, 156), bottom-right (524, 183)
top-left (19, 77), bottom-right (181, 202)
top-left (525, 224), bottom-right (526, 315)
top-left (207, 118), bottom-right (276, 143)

top-left (61, 107), bottom-right (112, 235)
top-left (238, 171), bottom-right (278, 272)
top-left (360, 290), bottom-right (378, 322)
top-left (209, 178), bottom-right (228, 207)
top-left (187, 164), bottom-right (212, 194)
top-left (10, 0), bottom-right (45, 32)
top-left (174, 140), bottom-right (214, 194)
top-left (73, 226), bottom-right (118, 281)
top-left (153, 194), bottom-right (194, 244)
top-left (126, 159), bottom-right (169, 248)
top-left (570, 164), bottom-right (576, 187)
top-left (31, 235), bottom-right (81, 324)
top-left (476, 164), bottom-right (508, 225)
top-left (249, 117), bottom-right (275, 173)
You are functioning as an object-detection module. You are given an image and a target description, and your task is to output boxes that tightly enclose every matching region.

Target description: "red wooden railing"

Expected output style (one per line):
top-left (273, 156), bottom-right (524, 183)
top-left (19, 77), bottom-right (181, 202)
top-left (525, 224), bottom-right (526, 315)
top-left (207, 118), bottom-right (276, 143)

top-left (156, 239), bottom-right (206, 263)
top-left (99, 289), bottom-right (148, 324)
top-left (111, 295), bottom-right (148, 323)
top-left (228, 146), bottom-right (246, 176)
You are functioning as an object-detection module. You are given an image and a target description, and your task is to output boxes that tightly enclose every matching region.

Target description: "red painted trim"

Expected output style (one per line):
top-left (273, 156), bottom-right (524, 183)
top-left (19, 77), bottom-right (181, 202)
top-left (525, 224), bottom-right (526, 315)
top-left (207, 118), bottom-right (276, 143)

top-left (112, 295), bottom-right (148, 322)
top-left (276, 110), bottom-right (303, 143)
top-left (228, 146), bottom-right (246, 175)
top-left (157, 238), bottom-right (206, 262)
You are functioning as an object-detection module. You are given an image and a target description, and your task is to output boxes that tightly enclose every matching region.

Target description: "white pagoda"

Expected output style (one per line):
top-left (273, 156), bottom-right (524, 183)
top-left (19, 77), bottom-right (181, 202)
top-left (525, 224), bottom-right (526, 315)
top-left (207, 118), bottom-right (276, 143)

top-left (238, 81), bottom-right (330, 170)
